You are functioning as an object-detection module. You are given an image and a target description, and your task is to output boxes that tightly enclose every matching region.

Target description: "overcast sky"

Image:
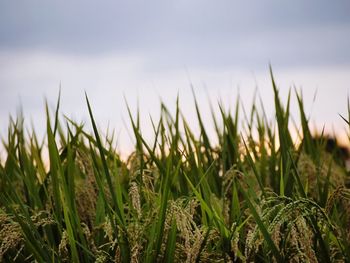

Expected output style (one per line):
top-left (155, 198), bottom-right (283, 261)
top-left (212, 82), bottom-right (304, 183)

top-left (1, 1), bottom-right (350, 151)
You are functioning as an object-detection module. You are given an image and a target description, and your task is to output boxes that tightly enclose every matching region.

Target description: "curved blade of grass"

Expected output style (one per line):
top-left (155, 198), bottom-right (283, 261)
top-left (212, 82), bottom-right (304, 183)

top-left (237, 180), bottom-right (282, 262)
top-left (164, 218), bottom-right (177, 263)
top-left (85, 93), bottom-right (130, 262)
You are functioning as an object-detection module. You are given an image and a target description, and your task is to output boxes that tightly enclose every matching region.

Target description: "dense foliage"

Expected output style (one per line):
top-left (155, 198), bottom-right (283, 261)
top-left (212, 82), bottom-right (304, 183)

top-left (1, 71), bottom-right (350, 262)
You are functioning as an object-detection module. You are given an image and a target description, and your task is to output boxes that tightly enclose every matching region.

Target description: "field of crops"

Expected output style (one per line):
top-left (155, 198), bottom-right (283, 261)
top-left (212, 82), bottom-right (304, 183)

top-left (1, 71), bottom-right (350, 262)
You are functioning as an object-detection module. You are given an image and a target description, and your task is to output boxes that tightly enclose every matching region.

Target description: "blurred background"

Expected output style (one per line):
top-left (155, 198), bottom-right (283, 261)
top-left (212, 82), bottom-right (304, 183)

top-left (1, 0), bottom-right (350, 154)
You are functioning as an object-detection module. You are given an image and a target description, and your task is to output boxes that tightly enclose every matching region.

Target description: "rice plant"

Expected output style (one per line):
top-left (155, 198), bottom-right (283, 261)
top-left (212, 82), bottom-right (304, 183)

top-left (1, 70), bottom-right (350, 262)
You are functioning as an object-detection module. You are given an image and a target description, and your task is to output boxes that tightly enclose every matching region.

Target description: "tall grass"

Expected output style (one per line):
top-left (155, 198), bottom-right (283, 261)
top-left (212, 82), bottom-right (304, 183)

top-left (1, 71), bottom-right (350, 262)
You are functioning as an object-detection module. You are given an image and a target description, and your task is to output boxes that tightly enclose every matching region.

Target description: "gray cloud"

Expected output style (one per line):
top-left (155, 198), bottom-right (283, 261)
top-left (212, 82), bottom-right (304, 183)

top-left (0, 0), bottom-right (349, 70)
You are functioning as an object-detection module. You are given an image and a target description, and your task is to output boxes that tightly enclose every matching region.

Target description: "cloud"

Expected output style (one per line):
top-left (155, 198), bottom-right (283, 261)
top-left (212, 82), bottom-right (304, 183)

top-left (0, 1), bottom-right (349, 70)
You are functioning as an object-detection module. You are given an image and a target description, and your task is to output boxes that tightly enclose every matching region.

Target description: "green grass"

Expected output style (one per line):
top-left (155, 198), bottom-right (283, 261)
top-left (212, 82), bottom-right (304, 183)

top-left (1, 71), bottom-right (350, 262)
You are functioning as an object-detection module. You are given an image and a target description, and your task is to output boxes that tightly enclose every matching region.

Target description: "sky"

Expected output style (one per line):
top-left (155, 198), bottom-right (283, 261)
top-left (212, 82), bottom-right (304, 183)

top-left (1, 1), bottom-right (350, 152)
